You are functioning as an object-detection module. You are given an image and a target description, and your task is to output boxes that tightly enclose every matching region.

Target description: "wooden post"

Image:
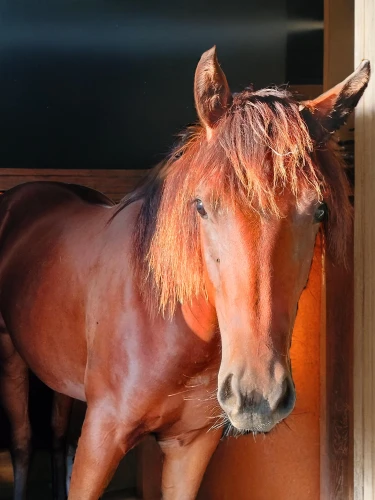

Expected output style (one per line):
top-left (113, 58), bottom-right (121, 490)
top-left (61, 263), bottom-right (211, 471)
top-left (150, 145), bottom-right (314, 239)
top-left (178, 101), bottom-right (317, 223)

top-left (324, 0), bottom-right (355, 141)
top-left (354, 0), bottom-right (375, 497)
top-left (321, 245), bottom-right (354, 499)
top-left (322, 2), bottom-right (355, 498)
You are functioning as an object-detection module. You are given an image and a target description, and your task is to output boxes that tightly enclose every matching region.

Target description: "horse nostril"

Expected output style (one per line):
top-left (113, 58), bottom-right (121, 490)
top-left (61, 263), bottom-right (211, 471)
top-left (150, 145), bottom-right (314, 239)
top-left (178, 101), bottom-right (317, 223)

top-left (218, 373), bottom-right (235, 406)
top-left (277, 378), bottom-right (295, 415)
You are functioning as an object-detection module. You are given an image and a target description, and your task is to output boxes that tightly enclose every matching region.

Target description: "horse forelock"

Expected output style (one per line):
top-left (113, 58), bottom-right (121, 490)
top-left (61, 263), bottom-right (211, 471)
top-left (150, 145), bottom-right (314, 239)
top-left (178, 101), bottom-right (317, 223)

top-left (119, 87), bottom-right (352, 316)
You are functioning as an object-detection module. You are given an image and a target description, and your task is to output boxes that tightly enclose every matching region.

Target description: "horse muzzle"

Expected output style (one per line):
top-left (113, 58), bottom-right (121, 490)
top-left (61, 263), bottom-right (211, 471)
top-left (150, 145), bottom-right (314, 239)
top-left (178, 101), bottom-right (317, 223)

top-left (218, 373), bottom-right (296, 433)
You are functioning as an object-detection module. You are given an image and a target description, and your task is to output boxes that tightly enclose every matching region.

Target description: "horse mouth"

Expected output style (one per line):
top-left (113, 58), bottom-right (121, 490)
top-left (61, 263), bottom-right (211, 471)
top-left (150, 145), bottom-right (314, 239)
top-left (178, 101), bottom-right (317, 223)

top-left (221, 420), bottom-right (270, 438)
top-left (221, 413), bottom-right (284, 437)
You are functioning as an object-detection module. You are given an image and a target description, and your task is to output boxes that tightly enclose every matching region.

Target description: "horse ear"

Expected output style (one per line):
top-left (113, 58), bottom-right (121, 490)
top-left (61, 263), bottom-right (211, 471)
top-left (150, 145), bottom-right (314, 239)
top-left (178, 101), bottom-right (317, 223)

top-left (194, 46), bottom-right (232, 136)
top-left (300, 60), bottom-right (371, 143)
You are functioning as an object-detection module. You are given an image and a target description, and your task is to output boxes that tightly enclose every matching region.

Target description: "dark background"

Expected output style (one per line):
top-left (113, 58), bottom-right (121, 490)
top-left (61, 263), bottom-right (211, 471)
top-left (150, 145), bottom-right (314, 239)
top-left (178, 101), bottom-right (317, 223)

top-left (0, 0), bottom-right (323, 170)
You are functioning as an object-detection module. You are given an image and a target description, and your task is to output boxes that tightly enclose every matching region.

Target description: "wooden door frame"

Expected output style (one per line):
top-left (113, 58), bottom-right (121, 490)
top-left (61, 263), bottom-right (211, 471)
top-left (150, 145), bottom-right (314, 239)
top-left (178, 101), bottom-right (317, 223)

top-left (353, 0), bottom-right (375, 497)
top-left (324, 0), bottom-right (375, 497)
top-left (321, 1), bottom-right (356, 497)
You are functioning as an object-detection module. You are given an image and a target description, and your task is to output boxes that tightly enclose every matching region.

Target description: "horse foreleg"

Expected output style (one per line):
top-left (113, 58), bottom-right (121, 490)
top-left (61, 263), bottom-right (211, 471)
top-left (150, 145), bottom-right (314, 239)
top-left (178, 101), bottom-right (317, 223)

top-left (67, 405), bottom-right (136, 500)
top-left (0, 333), bottom-right (31, 500)
top-left (158, 428), bottom-right (222, 500)
top-left (51, 392), bottom-right (73, 500)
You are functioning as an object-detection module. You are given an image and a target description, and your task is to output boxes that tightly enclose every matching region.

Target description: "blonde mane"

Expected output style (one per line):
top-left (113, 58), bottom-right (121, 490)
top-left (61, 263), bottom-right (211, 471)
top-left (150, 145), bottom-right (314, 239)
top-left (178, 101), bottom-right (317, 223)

top-left (117, 87), bottom-right (352, 315)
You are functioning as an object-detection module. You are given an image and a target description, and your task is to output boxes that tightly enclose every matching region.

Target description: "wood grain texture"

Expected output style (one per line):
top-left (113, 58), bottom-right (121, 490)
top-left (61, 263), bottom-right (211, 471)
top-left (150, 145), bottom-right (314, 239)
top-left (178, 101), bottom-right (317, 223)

top-left (324, 0), bottom-right (355, 142)
top-left (322, 2), bottom-right (355, 497)
top-left (354, 0), bottom-right (375, 497)
top-left (321, 246), bottom-right (354, 500)
top-left (0, 168), bottom-right (149, 202)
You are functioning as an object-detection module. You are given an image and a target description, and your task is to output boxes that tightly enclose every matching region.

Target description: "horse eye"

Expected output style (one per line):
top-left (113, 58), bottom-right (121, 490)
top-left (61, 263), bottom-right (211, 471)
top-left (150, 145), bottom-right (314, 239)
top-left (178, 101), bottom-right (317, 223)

top-left (314, 202), bottom-right (328, 223)
top-left (196, 199), bottom-right (208, 218)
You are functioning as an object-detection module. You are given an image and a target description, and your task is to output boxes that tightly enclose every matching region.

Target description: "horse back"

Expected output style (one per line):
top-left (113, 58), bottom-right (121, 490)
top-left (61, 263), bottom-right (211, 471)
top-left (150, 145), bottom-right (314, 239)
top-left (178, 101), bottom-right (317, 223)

top-left (0, 180), bottom-right (112, 247)
top-left (0, 180), bottom-right (114, 216)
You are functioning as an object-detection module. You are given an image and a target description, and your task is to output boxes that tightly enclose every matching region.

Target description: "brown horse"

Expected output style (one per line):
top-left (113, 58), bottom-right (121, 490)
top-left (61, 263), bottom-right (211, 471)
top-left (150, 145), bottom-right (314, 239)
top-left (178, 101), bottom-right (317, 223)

top-left (0, 47), bottom-right (370, 500)
top-left (0, 186), bottom-right (114, 500)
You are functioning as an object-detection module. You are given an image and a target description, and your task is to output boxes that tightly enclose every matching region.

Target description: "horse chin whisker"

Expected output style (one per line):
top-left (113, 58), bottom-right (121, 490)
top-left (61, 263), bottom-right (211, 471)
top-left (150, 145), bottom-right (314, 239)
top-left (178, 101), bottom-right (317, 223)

top-left (220, 421), bottom-right (261, 440)
top-left (282, 419), bottom-right (293, 432)
top-left (206, 410), bottom-right (230, 434)
top-left (167, 389), bottom-right (194, 397)
top-left (207, 414), bottom-right (226, 420)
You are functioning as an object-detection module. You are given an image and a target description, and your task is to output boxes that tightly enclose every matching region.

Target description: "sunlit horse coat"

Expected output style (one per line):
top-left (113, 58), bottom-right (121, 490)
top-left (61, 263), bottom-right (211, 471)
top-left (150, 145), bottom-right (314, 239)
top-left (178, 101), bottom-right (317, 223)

top-left (0, 48), bottom-right (370, 500)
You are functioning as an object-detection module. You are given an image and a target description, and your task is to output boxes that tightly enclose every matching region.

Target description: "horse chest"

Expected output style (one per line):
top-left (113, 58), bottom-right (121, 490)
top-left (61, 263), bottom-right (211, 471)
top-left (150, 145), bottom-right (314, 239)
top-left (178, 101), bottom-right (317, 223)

top-left (144, 368), bottom-right (220, 436)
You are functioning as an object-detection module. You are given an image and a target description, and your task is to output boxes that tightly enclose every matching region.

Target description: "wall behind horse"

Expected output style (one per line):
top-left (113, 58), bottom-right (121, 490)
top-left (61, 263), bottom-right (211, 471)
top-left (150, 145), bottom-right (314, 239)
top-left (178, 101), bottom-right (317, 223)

top-left (0, 0), bottom-right (323, 172)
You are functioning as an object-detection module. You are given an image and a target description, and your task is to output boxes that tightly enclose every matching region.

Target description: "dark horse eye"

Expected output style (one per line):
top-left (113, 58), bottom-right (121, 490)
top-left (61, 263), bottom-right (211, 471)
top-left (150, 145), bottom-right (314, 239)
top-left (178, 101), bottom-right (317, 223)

top-left (314, 202), bottom-right (328, 223)
top-left (196, 199), bottom-right (208, 218)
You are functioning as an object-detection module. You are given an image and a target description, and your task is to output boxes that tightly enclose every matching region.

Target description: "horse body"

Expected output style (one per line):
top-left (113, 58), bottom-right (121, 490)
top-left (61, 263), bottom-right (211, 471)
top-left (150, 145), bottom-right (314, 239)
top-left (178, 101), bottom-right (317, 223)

top-left (0, 181), bottom-right (220, 406)
top-left (0, 181), bottom-right (223, 499)
top-left (0, 47), bottom-right (370, 500)
top-left (0, 183), bottom-right (105, 397)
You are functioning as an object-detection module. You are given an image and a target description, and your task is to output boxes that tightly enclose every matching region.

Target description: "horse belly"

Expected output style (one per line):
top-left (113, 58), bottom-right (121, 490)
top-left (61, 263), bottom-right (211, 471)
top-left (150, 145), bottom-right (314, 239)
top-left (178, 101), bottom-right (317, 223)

top-left (0, 249), bottom-right (88, 401)
top-left (9, 302), bottom-right (86, 400)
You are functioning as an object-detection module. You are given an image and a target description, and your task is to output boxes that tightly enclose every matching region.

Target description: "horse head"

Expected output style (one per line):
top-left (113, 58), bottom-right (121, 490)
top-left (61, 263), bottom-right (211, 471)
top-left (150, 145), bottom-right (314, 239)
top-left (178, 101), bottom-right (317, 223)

top-left (191, 48), bottom-right (369, 433)
top-left (143, 47), bottom-right (370, 433)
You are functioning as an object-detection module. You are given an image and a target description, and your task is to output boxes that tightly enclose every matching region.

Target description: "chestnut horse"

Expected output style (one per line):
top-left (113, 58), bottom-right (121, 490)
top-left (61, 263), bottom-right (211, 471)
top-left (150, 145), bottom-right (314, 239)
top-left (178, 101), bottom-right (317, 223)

top-left (0, 47), bottom-right (370, 500)
top-left (0, 186), bottom-right (115, 500)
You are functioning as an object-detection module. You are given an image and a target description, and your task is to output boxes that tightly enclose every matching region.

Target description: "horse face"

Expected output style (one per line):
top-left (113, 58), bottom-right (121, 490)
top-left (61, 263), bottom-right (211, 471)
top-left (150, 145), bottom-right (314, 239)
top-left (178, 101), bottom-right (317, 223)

top-left (196, 193), bottom-right (322, 432)
top-left (191, 47), bottom-right (369, 432)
